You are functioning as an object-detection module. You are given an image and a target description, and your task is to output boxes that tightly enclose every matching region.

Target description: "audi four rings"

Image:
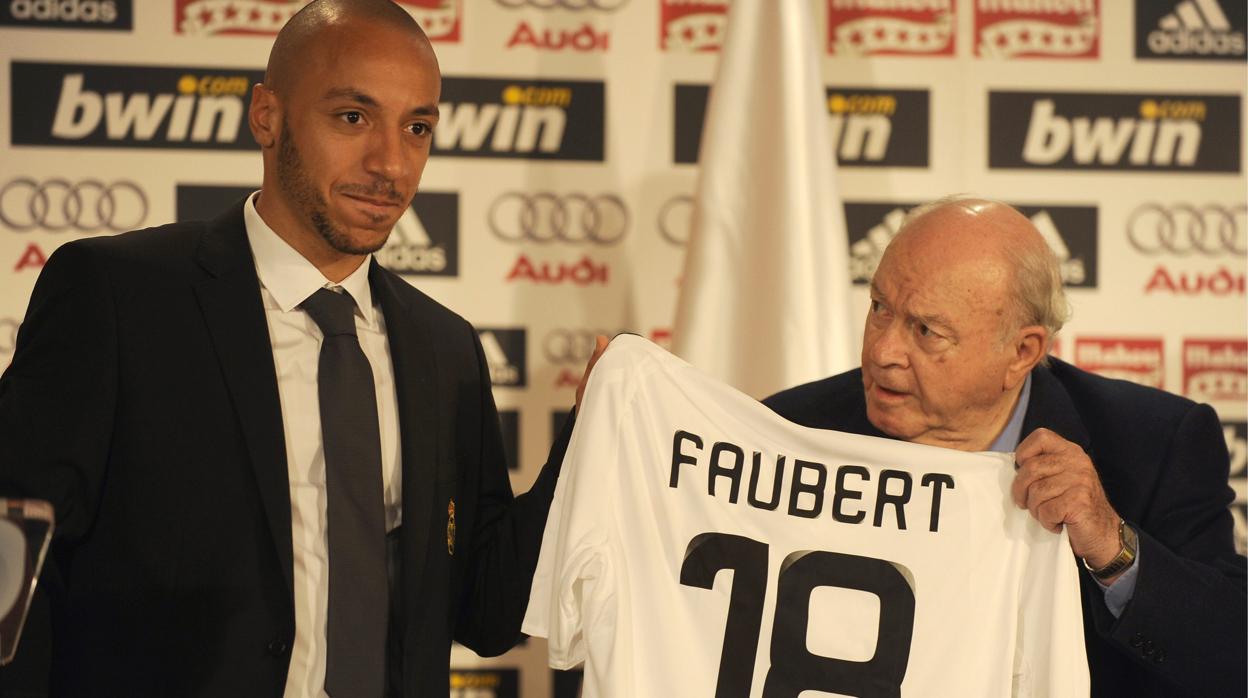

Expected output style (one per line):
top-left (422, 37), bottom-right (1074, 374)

top-left (1127, 203), bottom-right (1247, 256)
top-left (489, 192), bottom-right (629, 245)
top-left (657, 195), bottom-right (693, 246)
top-left (494, 0), bottom-right (629, 9)
top-left (0, 178), bottom-right (148, 233)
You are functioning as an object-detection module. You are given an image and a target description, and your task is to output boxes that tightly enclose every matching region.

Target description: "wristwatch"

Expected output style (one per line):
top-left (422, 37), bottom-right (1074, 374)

top-left (1082, 520), bottom-right (1138, 582)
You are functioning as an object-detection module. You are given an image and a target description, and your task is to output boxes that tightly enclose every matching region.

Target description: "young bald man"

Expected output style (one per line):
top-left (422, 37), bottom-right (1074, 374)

top-left (766, 197), bottom-right (1246, 698)
top-left (0, 1), bottom-right (603, 695)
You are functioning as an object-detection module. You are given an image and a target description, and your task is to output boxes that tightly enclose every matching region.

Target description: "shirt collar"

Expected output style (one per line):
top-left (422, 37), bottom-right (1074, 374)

top-left (243, 191), bottom-right (377, 326)
top-left (988, 373), bottom-right (1032, 453)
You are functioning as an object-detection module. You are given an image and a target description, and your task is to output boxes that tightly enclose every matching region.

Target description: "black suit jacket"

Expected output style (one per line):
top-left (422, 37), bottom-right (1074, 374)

top-left (0, 201), bottom-right (567, 697)
top-left (763, 359), bottom-right (1247, 698)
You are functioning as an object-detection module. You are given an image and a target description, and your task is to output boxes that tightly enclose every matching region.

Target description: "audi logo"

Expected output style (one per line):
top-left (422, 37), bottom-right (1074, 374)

top-left (0, 318), bottom-right (17, 357)
top-left (543, 329), bottom-right (620, 363)
top-left (0, 179), bottom-right (148, 234)
top-left (657, 195), bottom-right (693, 246)
top-left (489, 192), bottom-right (628, 245)
top-left (1127, 203), bottom-right (1246, 256)
top-left (494, 0), bottom-right (629, 10)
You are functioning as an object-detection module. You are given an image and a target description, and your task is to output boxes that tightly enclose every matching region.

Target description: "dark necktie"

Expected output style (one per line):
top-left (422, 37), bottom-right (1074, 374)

top-left (301, 287), bottom-right (387, 698)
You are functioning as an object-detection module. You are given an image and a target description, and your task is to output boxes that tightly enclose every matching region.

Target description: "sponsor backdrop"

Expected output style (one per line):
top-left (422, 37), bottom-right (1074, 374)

top-left (2, 0), bottom-right (1246, 695)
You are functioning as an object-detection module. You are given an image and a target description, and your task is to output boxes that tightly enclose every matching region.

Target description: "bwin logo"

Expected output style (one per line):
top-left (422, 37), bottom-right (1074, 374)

top-left (1023, 98), bottom-right (1202, 168)
top-left (378, 207), bottom-right (448, 275)
top-left (50, 71), bottom-right (253, 145)
top-left (434, 78), bottom-right (604, 161)
top-left (827, 92), bottom-right (894, 162)
top-left (437, 85), bottom-right (568, 154)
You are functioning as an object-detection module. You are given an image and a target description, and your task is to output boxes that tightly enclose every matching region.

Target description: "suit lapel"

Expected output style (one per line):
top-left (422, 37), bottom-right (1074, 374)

top-left (191, 202), bottom-right (294, 596)
top-left (1020, 360), bottom-right (1092, 454)
top-left (371, 263), bottom-right (440, 603)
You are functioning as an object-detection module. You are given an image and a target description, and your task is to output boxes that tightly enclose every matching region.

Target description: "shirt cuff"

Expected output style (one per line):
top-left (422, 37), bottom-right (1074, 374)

top-left (1096, 547), bottom-right (1140, 618)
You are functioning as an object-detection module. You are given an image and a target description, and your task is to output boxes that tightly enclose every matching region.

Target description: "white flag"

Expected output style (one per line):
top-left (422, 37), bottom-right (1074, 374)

top-left (671, 0), bottom-right (855, 400)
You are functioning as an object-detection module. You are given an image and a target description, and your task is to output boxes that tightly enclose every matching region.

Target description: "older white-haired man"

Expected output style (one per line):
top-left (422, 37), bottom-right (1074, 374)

top-left (765, 197), bottom-right (1246, 698)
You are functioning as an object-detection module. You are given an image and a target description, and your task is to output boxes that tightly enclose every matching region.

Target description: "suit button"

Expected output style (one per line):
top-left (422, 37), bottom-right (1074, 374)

top-left (1142, 642), bottom-right (1154, 657)
top-left (267, 639), bottom-right (289, 657)
top-left (1129, 633), bottom-right (1145, 648)
top-left (1152, 649), bottom-right (1166, 664)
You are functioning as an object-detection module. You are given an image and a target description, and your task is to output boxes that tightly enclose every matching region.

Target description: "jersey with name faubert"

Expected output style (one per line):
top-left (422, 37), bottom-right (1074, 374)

top-left (523, 335), bottom-right (1089, 698)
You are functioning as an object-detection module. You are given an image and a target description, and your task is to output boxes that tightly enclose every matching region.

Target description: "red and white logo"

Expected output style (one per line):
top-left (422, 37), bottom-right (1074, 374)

top-left (660, 0), bottom-right (727, 52)
top-left (1075, 337), bottom-right (1165, 389)
top-left (175, 0), bottom-right (461, 41)
top-left (827, 0), bottom-right (956, 57)
top-left (974, 0), bottom-right (1099, 59)
top-left (1183, 339), bottom-right (1247, 402)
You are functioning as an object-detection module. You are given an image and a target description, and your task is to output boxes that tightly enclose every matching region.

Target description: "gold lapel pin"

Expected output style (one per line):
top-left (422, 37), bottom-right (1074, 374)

top-left (447, 499), bottom-right (456, 556)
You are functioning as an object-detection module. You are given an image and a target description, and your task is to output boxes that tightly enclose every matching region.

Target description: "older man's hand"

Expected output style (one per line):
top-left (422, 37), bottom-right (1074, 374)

top-left (574, 335), bottom-right (610, 410)
top-left (1012, 428), bottom-right (1125, 579)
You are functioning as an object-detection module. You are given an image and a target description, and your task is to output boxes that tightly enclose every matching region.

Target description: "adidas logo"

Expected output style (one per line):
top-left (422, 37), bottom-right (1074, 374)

top-left (848, 206), bottom-right (1086, 285)
top-left (376, 207), bottom-right (448, 274)
top-left (1148, 0), bottom-right (1245, 57)
top-left (478, 329), bottom-right (526, 387)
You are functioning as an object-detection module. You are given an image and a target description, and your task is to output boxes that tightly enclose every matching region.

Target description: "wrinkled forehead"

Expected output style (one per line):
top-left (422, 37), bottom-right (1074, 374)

top-left (875, 226), bottom-right (1015, 324)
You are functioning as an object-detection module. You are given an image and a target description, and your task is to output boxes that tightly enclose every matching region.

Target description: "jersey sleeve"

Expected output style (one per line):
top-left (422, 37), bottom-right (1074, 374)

top-left (1014, 525), bottom-right (1091, 697)
top-left (522, 346), bottom-right (632, 669)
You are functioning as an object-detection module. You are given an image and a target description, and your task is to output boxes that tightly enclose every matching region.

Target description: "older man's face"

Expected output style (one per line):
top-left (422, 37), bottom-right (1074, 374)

top-left (860, 215), bottom-right (1023, 450)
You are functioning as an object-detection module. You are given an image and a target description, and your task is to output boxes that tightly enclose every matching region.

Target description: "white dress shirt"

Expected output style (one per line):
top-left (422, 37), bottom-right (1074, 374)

top-left (243, 193), bottom-right (403, 698)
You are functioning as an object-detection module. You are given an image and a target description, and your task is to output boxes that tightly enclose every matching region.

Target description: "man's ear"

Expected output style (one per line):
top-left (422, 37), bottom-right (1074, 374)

top-left (1005, 325), bottom-right (1047, 389)
top-left (248, 83), bottom-right (279, 149)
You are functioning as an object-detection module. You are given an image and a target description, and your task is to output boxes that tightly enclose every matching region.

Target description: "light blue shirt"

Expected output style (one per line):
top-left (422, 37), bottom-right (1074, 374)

top-left (988, 374), bottom-right (1137, 618)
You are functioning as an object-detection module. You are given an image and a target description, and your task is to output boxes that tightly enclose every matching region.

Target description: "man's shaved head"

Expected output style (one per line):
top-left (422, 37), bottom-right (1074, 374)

top-left (265, 0), bottom-right (433, 96)
top-left (893, 196), bottom-right (1070, 342)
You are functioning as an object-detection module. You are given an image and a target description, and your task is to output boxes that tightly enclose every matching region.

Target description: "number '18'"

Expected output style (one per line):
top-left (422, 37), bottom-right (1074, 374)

top-left (679, 532), bottom-right (916, 698)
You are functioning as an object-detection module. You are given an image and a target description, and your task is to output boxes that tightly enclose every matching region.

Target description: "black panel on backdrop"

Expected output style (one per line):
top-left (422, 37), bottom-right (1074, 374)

top-left (552, 669), bottom-right (585, 698)
top-left (435, 77), bottom-right (604, 162)
top-left (176, 184), bottom-right (254, 222)
top-left (0, 0), bottom-right (132, 29)
top-left (448, 668), bottom-right (518, 698)
top-left (175, 185), bottom-right (461, 277)
top-left (988, 90), bottom-right (1242, 173)
top-left (479, 328), bottom-right (527, 388)
top-left (674, 83), bottom-right (929, 168)
top-left (11, 62), bottom-right (264, 150)
top-left (844, 201), bottom-right (1099, 289)
top-left (1135, 0), bottom-right (1246, 61)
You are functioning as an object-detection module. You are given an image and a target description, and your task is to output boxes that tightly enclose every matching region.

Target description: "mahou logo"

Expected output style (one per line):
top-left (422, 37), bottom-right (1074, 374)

top-left (826, 0), bottom-right (956, 57)
top-left (660, 0), bottom-right (727, 52)
top-left (1075, 338), bottom-right (1165, 389)
top-left (974, 0), bottom-right (1099, 59)
top-left (175, 0), bottom-right (461, 41)
top-left (989, 91), bottom-right (1242, 173)
top-left (1183, 339), bottom-right (1247, 402)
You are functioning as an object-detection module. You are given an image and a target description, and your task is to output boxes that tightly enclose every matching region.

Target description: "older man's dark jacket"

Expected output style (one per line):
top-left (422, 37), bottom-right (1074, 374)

top-left (764, 359), bottom-right (1246, 698)
top-left (0, 200), bottom-right (568, 697)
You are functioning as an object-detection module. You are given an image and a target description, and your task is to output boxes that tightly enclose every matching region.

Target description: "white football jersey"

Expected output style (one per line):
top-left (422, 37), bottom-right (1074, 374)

top-left (524, 335), bottom-right (1088, 698)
